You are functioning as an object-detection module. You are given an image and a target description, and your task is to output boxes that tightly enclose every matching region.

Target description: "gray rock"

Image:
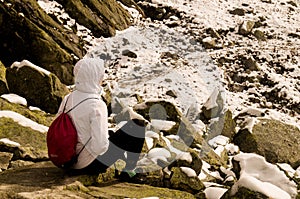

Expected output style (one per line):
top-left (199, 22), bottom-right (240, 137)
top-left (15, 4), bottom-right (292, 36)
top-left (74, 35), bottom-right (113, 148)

top-left (166, 90), bottom-right (177, 98)
top-left (202, 37), bottom-right (217, 49)
top-left (134, 100), bottom-right (182, 122)
top-left (122, 50), bottom-right (138, 58)
top-left (253, 29), bottom-right (267, 41)
top-left (137, 2), bottom-right (167, 20)
top-left (229, 8), bottom-right (246, 16)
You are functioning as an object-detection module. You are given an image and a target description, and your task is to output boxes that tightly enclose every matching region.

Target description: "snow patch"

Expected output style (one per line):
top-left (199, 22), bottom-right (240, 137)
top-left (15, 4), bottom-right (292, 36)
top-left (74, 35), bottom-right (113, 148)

top-left (0, 138), bottom-right (20, 147)
top-left (150, 119), bottom-right (176, 131)
top-left (147, 148), bottom-right (171, 164)
top-left (208, 135), bottom-right (229, 148)
top-left (180, 166), bottom-right (197, 177)
top-left (204, 186), bottom-right (228, 199)
top-left (232, 153), bottom-right (297, 198)
top-left (1, 94), bottom-right (27, 106)
top-left (11, 60), bottom-right (51, 76)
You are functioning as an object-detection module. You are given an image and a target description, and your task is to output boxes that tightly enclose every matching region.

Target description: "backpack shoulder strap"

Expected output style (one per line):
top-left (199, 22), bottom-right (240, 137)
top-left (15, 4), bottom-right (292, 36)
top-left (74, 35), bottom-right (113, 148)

top-left (62, 95), bottom-right (70, 113)
top-left (77, 136), bottom-right (92, 156)
top-left (66, 97), bottom-right (99, 114)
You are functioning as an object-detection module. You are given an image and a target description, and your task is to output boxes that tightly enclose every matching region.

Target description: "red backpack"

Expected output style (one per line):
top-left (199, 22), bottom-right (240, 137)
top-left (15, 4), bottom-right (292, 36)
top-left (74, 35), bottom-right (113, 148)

top-left (47, 96), bottom-right (95, 168)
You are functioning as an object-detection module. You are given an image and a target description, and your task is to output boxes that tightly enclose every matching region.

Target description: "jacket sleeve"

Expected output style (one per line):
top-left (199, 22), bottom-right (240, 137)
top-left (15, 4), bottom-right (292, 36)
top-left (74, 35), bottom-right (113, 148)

top-left (88, 100), bottom-right (109, 157)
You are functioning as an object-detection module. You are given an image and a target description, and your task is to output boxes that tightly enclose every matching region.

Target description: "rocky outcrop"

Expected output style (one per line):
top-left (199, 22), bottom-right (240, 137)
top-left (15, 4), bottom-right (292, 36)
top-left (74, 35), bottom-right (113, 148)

top-left (6, 60), bottom-right (69, 114)
top-left (55, 0), bottom-right (132, 38)
top-left (0, 97), bottom-right (54, 126)
top-left (0, 0), bottom-right (81, 85)
top-left (0, 0), bottom-right (135, 85)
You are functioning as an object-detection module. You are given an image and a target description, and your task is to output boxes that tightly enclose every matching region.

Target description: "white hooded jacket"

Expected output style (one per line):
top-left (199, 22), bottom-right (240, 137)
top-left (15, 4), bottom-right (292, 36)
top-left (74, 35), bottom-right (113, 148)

top-left (57, 58), bottom-right (109, 169)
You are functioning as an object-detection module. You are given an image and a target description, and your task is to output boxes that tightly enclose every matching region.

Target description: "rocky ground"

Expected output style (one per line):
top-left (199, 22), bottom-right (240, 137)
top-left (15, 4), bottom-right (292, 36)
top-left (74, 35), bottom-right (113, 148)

top-left (0, 0), bottom-right (299, 198)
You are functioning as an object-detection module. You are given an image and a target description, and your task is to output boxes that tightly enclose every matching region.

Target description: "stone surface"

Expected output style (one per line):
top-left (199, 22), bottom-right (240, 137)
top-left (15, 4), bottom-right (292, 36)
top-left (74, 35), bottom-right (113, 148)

top-left (233, 118), bottom-right (300, 168)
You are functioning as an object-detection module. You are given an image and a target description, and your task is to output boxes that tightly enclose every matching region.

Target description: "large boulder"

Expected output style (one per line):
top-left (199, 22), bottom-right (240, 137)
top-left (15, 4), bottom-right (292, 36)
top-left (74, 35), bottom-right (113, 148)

top-left (6, 60), bottom-right (69, 114)
top-left (134, 100), bottom-right (182, 122)
top-left (233, 118), bottom-right (300, 168)
top-left (0, 0), bottom-right (136, 85)
top-left (0, 61), bottom-right (9, 95)
top-left (0, 0), bottom-right (83, 85)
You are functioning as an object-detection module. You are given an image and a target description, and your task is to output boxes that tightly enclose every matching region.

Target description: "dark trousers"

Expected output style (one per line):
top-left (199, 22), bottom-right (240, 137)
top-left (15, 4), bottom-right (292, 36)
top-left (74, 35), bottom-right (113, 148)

top-left (73, 120), bottom-right (146, 175)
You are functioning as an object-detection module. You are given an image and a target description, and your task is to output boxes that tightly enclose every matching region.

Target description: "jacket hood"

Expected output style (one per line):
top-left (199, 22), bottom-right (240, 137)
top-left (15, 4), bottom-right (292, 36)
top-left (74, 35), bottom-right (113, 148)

top-left (74, 58), bottom-right (105, 93)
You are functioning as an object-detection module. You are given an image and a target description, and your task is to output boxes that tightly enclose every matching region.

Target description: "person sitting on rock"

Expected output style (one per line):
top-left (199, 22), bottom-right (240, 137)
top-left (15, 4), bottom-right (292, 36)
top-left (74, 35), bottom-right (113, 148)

top-left (57, 57), bottom-right (146, 181)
